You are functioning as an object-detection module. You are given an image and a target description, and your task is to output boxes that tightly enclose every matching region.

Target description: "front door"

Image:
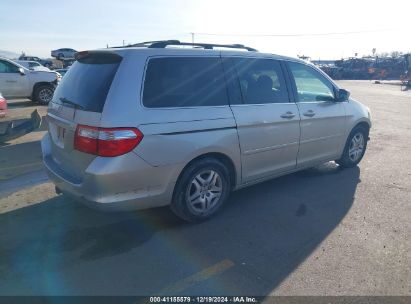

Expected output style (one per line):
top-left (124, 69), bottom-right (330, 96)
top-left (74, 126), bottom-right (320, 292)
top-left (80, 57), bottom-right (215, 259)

top-left (224, 57), bottom-right (300, 183)
top-left (287, 61), bottom-right (346, 167)
top-left (0, 60), bottom-right (29, 98)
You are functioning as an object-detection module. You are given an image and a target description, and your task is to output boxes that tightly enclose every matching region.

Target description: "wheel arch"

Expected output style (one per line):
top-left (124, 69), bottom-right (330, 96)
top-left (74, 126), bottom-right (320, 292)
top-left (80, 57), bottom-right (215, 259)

top-left (337, 119), bottom-right (371, 160)
top-left (352, 120), bottom-right (371, 137)
top-left (32, 82), bottom-right (54, 97)
top-left (176, 152), bottom-right (238, 190)
top-left (337, 120), bottom-right (370, 167)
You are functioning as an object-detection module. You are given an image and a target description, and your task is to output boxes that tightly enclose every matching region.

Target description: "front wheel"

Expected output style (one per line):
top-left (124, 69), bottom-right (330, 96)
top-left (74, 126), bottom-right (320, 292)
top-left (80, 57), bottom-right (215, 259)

top-left (171, 158), bottom-right (231, 222)
top-left (336, 126), bottom-right (369, 168)
top-left (33, 85), bottom-right (54, 104)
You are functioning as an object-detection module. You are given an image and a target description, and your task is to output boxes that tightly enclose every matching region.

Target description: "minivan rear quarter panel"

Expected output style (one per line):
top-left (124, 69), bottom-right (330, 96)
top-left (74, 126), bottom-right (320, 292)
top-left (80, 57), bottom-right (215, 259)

top-left (101, 50), bottom-right (242, 186)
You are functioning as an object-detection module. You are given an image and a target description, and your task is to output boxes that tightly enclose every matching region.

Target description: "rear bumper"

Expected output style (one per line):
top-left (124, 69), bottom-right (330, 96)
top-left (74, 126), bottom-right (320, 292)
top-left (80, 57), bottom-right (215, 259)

top-left (41, 133), bottom-right (180, 211)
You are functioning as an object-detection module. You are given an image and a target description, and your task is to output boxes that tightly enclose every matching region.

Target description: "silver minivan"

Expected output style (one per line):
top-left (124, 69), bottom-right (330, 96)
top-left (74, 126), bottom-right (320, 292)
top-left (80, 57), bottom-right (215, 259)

top-left (42, 40), bottom-right (371, 222)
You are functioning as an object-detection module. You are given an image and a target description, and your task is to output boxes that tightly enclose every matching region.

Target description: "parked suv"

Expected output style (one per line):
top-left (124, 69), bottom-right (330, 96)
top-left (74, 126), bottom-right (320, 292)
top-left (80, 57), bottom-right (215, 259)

top-left (0, 57), bottom-right (58, 104)
top-left (41, 41), bottom-right (371, 222)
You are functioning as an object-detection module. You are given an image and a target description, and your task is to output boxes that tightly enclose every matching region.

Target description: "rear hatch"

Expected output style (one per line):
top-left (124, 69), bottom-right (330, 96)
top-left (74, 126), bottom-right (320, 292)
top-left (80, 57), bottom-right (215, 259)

top-left (46, 51), bottom-right (122, 183)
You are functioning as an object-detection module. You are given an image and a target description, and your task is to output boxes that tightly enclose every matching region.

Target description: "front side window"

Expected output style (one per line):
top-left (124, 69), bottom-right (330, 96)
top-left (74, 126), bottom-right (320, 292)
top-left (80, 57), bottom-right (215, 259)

top-left (231, 58), bottom-right (289, 104)
top-left (143, 57), bottom-right (229, 108)
top-left (288, 62), bottom-right (335, 102)
top-left (0, 61), bottom-right (19, 73)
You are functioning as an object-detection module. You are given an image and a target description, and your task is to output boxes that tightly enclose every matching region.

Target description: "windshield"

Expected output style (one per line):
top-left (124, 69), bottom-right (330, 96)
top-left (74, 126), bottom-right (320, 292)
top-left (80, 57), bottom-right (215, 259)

top-left (53, 53), bottom-right (121, 112)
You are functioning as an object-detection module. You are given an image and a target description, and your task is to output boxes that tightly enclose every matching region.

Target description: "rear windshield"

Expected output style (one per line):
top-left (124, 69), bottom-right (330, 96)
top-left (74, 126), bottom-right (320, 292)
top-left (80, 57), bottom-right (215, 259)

top-left (53, 52), bottom-right (121, 112)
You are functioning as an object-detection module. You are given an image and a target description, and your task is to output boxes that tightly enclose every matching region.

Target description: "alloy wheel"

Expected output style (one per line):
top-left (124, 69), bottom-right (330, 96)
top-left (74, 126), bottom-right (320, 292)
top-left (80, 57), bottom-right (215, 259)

top-left (348, 132), bottom-right (365, 162)
top-left (39, 88), bottom-right (53, 103)
top-left (186, 170), bottom-right (223, 214)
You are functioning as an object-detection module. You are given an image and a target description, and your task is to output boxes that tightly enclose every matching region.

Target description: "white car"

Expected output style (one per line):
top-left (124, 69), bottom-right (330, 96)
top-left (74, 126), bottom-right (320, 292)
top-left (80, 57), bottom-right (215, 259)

top-left (16, 60), bottom-right (51, 72)
top-left (51, 48), bottom-right (77, 60)
top-left (16, 60), bottom-right (61, 81)
top-left (18, 55), bottom-right (53, 68)
top-left (0, 57), bottom-right (58, 104)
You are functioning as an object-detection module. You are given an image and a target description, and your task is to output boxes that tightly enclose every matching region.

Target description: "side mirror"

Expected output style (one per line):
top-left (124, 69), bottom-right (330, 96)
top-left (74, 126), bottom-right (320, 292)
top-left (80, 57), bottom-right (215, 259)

top-left (336, 88), bottom-right (350, 102)
top-left (18, 67), bottom-right (26, 76)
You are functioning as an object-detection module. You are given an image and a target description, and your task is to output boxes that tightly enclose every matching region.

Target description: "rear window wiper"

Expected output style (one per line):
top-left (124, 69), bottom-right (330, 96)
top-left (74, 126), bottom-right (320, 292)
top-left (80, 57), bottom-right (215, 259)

top-left (59, 97), bottom-right (84, 110)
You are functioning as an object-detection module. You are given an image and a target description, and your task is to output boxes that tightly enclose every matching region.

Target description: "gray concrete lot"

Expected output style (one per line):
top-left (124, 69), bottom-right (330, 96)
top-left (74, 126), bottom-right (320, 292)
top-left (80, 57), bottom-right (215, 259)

top-left (0, 81), bottom-right (410, 296)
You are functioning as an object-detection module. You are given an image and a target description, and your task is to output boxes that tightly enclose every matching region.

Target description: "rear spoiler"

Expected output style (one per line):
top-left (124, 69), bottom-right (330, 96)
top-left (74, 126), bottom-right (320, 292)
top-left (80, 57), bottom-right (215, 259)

top-left (74, 51), bottom-right (122, 64)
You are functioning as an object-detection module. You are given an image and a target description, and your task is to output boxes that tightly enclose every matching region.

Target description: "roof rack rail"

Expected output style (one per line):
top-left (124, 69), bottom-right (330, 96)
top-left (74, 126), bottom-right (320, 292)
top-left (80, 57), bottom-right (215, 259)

top-left (128, 40), bottom-right (181, 48)
top-left (111, 40), bottom-right (180, 48)
top-left (123, 40), bottom-right (257, 52)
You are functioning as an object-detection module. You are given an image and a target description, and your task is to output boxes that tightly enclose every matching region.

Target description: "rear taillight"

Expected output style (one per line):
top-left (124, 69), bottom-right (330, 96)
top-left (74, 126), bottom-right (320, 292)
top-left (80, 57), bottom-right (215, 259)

top-left (74, 125), bottom-right (143, 157)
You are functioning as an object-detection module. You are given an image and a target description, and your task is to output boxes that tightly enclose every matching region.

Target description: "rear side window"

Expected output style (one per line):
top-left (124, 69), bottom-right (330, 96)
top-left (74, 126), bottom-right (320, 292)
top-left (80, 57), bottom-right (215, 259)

top-left (143, 57), bottom-right (229, 108)
top-left (53, 52), bottom-right (122, 112)
top-left (231, 58), bottom-right (289, 104)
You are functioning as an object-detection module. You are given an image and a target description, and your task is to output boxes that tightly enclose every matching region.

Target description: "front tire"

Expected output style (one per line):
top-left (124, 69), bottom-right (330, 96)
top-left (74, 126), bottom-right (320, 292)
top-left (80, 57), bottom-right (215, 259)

top-left (33, 85), bottom-right (54, 104)
top-left (337, 125), bottom-right (369, 168)
top-left (171, 158), bottom-right (231, 222)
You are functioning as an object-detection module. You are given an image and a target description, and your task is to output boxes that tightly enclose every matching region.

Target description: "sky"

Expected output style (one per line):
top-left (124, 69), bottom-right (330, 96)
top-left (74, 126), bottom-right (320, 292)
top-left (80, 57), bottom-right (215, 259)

top-left (1, 0), bottom-right (410, 59)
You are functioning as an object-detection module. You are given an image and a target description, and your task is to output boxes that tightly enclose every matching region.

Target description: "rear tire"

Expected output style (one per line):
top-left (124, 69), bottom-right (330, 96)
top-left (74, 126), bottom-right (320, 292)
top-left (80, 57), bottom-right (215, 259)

top-left (171, 158), bottom-right (231, 222)
top-left (336, 125), bottom-right (369, 168)
top-left (33, 84), bottom-right (54, 104)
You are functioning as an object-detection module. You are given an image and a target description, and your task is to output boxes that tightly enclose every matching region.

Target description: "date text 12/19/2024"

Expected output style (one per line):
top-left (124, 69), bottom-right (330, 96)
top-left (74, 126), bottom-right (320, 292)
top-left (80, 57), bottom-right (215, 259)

top-left (149, 296), bottom-right (259, 303)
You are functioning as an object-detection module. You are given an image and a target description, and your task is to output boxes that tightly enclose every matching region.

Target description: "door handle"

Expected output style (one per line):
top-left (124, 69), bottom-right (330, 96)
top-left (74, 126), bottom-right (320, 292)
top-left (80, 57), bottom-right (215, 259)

top-left (280, 111), bottom-right (296, 119)
top-left (303, 110), bottom-right (315, 117)
top-left (6, 80), bottom-right (17, 83)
